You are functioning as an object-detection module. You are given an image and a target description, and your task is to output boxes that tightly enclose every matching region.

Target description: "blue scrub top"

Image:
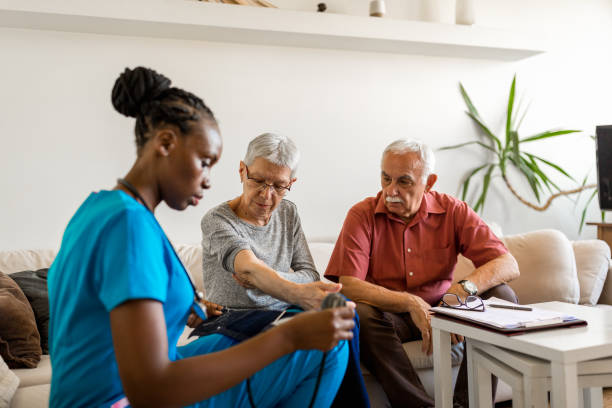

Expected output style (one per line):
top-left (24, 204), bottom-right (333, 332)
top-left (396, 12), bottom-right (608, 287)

top-left (48, 190), bottom-right (194, 408)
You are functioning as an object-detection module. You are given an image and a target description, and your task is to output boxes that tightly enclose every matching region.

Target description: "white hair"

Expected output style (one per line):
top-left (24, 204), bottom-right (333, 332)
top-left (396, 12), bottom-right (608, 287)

top-left (244, 133), bottom-right (300, 177)
top-left (381, 139), bottom-right (435, 182)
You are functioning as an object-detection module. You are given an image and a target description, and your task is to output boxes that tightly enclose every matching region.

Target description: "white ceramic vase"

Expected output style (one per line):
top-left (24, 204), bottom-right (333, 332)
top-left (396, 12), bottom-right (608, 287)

top-left (455, 0), bottom-right (475, 25)
top-left (369, 0), bottom-right (386, 17)
top-left (421, 0), bottom-right (456, 24)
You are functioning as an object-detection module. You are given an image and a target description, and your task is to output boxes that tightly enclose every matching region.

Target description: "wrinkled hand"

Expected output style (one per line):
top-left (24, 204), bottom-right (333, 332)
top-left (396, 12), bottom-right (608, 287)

top-left (202, 299), bottom-right (224, 317)
top-left (284, 304), bottom-right (355, 351)
top-left (408, 294), bottom-right (434, 355)
top-left (296, 281), bottom-right (342, 310)
top-left (186, 300), bottom-right (225, 328)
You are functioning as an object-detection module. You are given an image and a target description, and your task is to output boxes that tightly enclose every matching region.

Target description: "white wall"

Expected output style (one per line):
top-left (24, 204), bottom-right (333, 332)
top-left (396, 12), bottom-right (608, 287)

top-left (1, 0), bottom-right (611, 251)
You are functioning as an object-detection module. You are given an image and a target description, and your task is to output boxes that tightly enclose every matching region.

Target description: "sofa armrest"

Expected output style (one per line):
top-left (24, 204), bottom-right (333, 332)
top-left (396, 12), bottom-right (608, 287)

top-left (597, 259), bottom-right (612, 305)
top-left (573, 240), bottom-right (611, 305)
top-left (0, 249), bottom-right (56, 275)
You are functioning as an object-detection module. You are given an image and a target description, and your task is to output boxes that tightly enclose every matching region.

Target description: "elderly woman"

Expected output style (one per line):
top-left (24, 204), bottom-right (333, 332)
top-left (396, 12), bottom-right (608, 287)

top-left (201, 133), bottom-right (340, 311)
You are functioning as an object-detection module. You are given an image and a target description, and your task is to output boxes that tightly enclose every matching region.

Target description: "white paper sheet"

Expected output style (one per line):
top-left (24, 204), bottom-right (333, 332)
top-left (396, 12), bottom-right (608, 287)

top-left (431, 297), bottom-right (577, 329)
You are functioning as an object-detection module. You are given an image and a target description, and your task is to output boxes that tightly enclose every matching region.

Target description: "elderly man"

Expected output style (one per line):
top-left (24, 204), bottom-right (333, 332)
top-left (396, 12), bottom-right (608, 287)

top-left (324, 139), bottom-right (520, 408)
top-left (201, 132), bottom-right (340, 311)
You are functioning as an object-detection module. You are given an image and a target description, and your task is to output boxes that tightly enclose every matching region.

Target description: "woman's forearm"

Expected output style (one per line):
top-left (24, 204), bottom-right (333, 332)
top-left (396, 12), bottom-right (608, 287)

top-left (233, 249), bottom-right (302, 304)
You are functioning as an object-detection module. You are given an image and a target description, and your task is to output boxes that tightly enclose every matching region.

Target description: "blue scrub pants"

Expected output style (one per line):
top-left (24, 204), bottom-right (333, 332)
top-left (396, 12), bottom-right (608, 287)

top-left (178, 334), bottom-right (349, 408)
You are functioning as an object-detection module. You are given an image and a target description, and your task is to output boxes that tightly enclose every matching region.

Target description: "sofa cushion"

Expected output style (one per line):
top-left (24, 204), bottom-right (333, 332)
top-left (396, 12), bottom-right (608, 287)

top-left (308, 242), bottom-right (334, 278)
top-left (11, 355), bottom-right (51, 388)
top-left (0, 249), bottom-right (56, 276)
top-left (573, 240), bottom-right (611, 305)
top-left (10, 383), bottom-right (50, 408)
top-left (9, 270), bottom-right (49, 354)
top-left (455, 230), bottom-right (581, 305)
top-left (503, 230), bottom-right (579, 304)
top-left (0, 354), bottom-right (19, 407)
top-left (176, 244), bottom-right (204, 294)
top-left (0, 272), bottom-right (41, 369)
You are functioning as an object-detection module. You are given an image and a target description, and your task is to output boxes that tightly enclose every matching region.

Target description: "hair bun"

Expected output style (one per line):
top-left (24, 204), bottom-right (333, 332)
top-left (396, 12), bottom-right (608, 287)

top-left (111, 67), bottom-right (172, 117)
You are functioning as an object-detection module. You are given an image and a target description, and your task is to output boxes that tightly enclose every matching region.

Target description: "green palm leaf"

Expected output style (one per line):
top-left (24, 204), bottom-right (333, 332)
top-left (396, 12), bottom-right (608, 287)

top-left (473, 164), bottom-right (495, 212)
top-left (438, 141), bottom-right (497, 153)
top-left (525, 152), bottom-right (575, 181)
top-left (579, 189), bottom-right (598, 233)
top-left (459, 83), bottom-right (502, 151)
top-left (523, 153), bottom-right (560, 193)
top-left (461, 163), bottom-right (489, 201)
top-left (508, 156), bottom-right (541, 203)
top-left (515, 100), bottom-right (531, 131)
top-left (465, 113), bottom-right (503, 152)
top-left (510, 130), bottom-right (520, 163)
top-left (520, 129), bottom-right (580, 143)
top-left (505, 75), bottom-right (516, 147)
top-left (459, 82), bottom-right (482, 119)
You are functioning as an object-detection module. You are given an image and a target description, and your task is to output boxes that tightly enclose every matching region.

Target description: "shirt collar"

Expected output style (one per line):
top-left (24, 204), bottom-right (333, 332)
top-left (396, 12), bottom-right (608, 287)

top-left (374, 190), bottom-right (446, 224)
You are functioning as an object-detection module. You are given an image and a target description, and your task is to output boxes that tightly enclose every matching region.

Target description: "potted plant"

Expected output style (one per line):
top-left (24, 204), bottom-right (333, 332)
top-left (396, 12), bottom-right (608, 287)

top-left (440, 75), bottom-right (600, 231)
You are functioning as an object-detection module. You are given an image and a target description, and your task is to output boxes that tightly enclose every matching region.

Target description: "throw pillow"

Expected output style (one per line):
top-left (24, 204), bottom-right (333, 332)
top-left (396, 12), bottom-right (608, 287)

top-left (502, 229), bottom-right (579, 304)
top-left (0, 272), bottom-right (41, 368)
top-left (0, 354), bottom-right (19, 407)
top-left (9, 269), bottom-right (49, 354)
top-left (573, 240), bottom-right (611, 305)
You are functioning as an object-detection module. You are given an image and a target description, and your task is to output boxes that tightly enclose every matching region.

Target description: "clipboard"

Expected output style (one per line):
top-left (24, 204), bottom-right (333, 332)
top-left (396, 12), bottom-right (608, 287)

top-left (431, 307), bottom-right (587, 336)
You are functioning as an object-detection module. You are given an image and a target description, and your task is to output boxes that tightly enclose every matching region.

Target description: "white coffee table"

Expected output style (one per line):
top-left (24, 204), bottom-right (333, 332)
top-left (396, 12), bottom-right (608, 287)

top-left (431, 302), bottom-right (612, 408)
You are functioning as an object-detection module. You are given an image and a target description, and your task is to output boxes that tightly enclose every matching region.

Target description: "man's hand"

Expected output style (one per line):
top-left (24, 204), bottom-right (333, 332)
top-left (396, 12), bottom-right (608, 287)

top-left (294, 281), bottom-right (343, 310)
top-left (407, 294), bottom-right (434, 355)
top-left (444, 282), bottom-right (468, 302)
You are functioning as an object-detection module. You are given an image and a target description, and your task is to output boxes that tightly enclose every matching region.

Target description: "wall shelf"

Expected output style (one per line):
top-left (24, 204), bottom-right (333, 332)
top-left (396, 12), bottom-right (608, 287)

top-left (0, 0), bottom-right (546, 61)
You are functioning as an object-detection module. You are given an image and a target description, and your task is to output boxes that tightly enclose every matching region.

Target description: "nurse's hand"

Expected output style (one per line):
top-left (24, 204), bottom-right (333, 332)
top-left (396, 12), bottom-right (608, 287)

top-left (282, 304), bottom-right (355, 351)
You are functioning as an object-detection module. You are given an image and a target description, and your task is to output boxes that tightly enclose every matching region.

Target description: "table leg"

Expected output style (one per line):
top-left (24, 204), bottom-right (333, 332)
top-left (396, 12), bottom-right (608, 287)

top-left (524, 377), bottom-right (548, 408)
top-left (433, 327), bottom-right (452, 408)
top-left (551, 361), bottom-right (579, 408)
top-left (473, 349), bottom-right (493, 408)
top-left (583, 387), bottom-right (603, 408)
top-left (466, 340), bottom-right (475, 408)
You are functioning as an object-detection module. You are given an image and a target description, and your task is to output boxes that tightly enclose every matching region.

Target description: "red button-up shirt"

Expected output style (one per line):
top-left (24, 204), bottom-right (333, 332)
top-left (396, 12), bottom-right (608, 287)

top-left (324, 191), bottom-right (507, 305)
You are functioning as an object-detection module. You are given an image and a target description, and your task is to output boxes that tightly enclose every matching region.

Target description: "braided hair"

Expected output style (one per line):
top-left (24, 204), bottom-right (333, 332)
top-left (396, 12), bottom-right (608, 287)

top-left (111, 67), bottom-right (217, 152)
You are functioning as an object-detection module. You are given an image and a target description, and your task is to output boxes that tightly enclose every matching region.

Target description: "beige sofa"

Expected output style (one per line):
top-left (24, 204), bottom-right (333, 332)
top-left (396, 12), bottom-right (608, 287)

top-left (1, 229), bottom-right (611, 407)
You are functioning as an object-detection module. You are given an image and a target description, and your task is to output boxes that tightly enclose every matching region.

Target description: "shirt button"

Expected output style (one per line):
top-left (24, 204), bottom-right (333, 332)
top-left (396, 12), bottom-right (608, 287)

top-left (407, 248), bottom-right (412, 253)
top-left (409, 271), bottom-right (414, 276)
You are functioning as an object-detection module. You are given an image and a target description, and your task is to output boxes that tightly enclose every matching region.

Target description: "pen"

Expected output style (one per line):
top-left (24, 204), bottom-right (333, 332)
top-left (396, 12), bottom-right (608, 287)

top-left (489, 304), bottom-right (533, 311)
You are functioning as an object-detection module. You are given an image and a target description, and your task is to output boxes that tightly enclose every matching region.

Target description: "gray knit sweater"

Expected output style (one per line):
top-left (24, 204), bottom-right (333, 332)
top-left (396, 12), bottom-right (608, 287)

top-left (200, 200), bottom-right (319, 310)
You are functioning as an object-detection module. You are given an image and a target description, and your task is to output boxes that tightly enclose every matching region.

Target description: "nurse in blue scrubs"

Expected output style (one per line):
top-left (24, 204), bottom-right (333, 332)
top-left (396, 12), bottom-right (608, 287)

top-left (48, 66), bottom-right (353, 408)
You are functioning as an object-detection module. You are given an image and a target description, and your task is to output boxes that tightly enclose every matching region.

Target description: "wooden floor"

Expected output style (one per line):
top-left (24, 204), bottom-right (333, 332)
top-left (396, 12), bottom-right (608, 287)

top-left (496, 387), bottom-right (612, 407)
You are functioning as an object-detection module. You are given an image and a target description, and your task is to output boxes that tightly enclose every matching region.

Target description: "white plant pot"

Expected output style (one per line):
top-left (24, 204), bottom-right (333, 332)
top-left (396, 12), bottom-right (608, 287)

top-left (455, 0), bottom-right (475, 25)
top-left (421, 0), bottom-right (456, 24)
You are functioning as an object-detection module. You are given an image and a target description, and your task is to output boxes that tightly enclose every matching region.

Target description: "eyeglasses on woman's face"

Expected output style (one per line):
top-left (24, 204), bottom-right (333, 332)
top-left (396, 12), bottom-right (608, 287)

top-left (441, 293), bottom-right (485, 312)
top-left (244, 165), bottom-right (292, 197)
